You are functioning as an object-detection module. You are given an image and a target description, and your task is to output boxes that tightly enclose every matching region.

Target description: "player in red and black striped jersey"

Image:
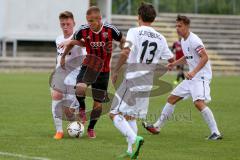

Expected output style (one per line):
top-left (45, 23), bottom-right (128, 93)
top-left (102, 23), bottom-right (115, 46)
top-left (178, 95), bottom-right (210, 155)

top-left (61, 6), bottom-right (125, 138)
top-left (172, 37), bottom-right (185, 84)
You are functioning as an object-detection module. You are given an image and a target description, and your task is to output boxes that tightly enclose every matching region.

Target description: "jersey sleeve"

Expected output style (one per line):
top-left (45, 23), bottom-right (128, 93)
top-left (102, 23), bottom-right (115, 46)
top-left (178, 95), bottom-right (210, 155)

top-left (192, 35), bottom-right (205, 54)
top-left (124, 28), bottom-right (136, 51)
top-left (111, 25), bottom-right (123, 41)
top-left (73, 26), bottom-right (84, 41)
top-left (55, 37), bottom-right (61, 54)
top-left (160, 37), bottom-right (174, 60)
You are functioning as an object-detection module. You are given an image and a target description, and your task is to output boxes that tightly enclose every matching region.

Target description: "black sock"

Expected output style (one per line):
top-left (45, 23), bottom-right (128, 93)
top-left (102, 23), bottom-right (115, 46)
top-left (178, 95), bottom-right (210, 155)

top-left (76, 96), bottom-right (86, 110)
top-left (88, 107), bottom-right (102, 130)
top-left (177, 73), bottom-right (181, 82)
top-left (181, 73), bottom-right (185, 80)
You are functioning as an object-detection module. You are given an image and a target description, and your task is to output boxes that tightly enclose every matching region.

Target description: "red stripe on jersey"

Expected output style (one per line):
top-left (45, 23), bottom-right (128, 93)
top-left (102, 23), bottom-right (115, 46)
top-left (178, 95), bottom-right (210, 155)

top-left (100, 27), bottom-right (106, 71)
top-left (80, 25), bottom-right (118, 72)
top-left (89, 30), bottom-right (96, 68)
top-left (103, 28), bottom-right (112, 72)
top-left (195, 45), bottom-right (204, 54)
top-left (94, 31), bottom-right (100, 58)
top-left (82, 29), bottom-right (90, 56)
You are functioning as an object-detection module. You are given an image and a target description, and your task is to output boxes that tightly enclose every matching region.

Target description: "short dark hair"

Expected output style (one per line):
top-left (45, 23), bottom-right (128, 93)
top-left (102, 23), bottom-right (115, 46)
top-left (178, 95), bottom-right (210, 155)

top-left (59, 11), bottom-right (74, 20)
top-left (86, 6), bottom-right (101, 15)
top-left (138, 2), bottom-right (156, 23)
top-left (176, 15), bottom-right (190, 25)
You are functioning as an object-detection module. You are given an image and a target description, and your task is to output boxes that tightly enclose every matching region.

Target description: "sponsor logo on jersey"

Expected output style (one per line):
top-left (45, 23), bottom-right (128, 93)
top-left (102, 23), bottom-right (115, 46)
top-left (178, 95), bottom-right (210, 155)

top-left (102, 32), bottom-right (108, 38)
top-left (185, 55), bottom-right (193, 59)
top-left (90, 41), bottom-right (106, 48)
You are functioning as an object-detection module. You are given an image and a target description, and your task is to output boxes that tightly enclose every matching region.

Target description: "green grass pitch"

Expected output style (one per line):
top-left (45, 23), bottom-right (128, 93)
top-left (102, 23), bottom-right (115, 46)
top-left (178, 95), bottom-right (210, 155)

top-left (0, 72), bottom-right (240, 160)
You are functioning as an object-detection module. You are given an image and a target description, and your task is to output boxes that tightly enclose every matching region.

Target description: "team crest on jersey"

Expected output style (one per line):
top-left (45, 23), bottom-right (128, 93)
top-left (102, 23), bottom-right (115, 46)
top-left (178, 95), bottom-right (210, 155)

top-left (102, 32), bottom-right (108, 38)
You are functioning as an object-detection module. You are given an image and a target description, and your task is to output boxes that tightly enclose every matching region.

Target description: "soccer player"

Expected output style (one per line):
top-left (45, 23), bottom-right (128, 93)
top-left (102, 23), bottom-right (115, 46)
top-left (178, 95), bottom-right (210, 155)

top-left (109, 3), bottom-right (174, 159)
top-left (51, 11), bottom-right (86, 140)
top-left (172, 37), bottom-right (185, 85)
top-left (143, 15), bottom-right (222, 140)
top-left (60, 6), bottom-right (125, 138)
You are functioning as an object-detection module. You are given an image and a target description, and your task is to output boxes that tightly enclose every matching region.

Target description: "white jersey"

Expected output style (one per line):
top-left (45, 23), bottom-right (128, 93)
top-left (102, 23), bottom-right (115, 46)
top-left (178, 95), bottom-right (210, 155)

top-left (125, 26), bottom-right (173, 77)
top-left (55, 34), bottom-right (86, 69)
top-left (181, 32), bottom-right (212, 81)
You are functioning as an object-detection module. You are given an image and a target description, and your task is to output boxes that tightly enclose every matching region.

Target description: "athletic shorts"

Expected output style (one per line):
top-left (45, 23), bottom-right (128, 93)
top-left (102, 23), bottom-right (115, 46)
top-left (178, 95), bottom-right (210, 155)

top-left (110, 79), bottom-right (151, 119)
top-left (171, 79), bottom-right (211, 103)
top-left (176, 64), bottom-right (184, 70)
top-left (51, 68), bottom-right (79, 95)
top-left (76, 65), bottom-right (109, 103)
top-left (50, 68), bottom-right (79, 108)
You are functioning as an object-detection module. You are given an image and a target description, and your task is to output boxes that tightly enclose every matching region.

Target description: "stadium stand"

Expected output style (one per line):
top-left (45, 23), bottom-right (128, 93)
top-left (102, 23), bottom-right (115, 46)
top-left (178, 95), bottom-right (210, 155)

top-left (0, 13), bottom-right (239, 73)
top-left (112, 13), bottom-right (240, 73)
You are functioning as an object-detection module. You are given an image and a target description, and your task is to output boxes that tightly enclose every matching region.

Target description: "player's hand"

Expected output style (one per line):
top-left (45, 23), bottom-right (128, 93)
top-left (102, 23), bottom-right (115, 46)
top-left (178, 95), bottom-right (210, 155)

top-left (60, 56), bottom-right (66, 69)
top-left (111, 72), bottom-right (118, 84)
top-left (185, 71), bottom-right (196, 80)
top-left (167, 63), bottom-right (175, 71)
top-left (58, 41), bottom-right (70, 49)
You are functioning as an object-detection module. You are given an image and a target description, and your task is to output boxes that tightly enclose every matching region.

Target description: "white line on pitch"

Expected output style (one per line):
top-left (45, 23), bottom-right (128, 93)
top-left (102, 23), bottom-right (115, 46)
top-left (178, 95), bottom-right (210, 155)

top-left (0, 151), bottom-right (51, 160)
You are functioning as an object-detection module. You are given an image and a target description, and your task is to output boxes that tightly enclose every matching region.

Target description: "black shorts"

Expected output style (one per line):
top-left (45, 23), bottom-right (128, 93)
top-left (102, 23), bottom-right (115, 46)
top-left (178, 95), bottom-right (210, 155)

top-left (176, 64), bottom-right (184, 71)
top-left (76, 65), bottom-right (109, 103)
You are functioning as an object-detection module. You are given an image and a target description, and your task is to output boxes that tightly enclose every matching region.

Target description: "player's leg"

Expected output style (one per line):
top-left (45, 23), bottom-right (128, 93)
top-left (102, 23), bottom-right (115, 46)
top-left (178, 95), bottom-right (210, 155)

top-left (191, 81), bottom-right (222, 140)
top-left (110, 113), bottom-right (144, 159)
top-left (176, 65), bottom-right (181, 82)
top-left (87, 100), bottom-right (102, 138)
top-left (75, 82), bottom-right (87, 124)
top-left (64, 70), bottom-right (81, 121)
top-left (110, 80), bottom-right (144, 159)
top-left (51, 89), bottom-right (64, 139)
top-left (180, 65), bottom-right (185, 81)
top-left (64, 94), bottom-right (80, 121)
top-left (125, 116), bottom-right (138, 154)
top-left (194, 100), bottom-right (222, 140)
top-left (87, 72), bottom-right (109, 138)
top-left (143, 95), bottom-right (182, 134)
top-left (143, 80), bottom-right (191, 134)
top-left (75, 66), bottom-right (88, 124)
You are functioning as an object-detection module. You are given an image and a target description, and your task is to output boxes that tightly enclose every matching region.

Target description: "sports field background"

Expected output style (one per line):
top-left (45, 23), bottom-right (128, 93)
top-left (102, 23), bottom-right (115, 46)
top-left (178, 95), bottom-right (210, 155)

top-left (0, 72), bottom-right (240, 160)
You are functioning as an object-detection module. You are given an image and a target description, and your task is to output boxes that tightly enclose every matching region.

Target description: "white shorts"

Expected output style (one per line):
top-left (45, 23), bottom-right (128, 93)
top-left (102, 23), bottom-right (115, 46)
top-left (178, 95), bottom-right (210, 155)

top-left (50, 68), bottom-right (80, 109)
top-left (171, 79), bottom-right (211, 103)
top-left (110, 79), bottom-right (151, 119)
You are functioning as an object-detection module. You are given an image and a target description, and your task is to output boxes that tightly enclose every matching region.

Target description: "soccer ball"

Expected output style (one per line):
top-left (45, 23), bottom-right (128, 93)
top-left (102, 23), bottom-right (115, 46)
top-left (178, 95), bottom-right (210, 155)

top-left (67, 121), bottom-right (84, 138)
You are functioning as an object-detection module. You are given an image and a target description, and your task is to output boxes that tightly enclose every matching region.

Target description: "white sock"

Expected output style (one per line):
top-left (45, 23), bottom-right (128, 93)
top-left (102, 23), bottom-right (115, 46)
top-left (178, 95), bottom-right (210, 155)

top-left (113, 115), bottom-right (137, 144)
top-left (201, 107), bottom-right (220, 135)
top-left (52, 100), bottom-right (63, 132)
top-left (154, 102), bottom-right (175, 129)
top-left (126, 120), bottom-right (138, 153)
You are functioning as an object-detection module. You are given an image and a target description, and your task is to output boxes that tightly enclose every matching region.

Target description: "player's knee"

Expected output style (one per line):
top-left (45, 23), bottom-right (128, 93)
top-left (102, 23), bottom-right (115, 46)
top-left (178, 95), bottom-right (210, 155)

top-left (167, 95), bottom-right (179, 105)
top-left (75, 83), bottom-right (87, 96)
top-left (194, 100), bottom-right (205, 111)
top-left (93, 101), bottom-right (102, 110)
top-left (109, 113), bottom-right (115, 120)
top-left (51, 90), bottom-right (63, 100)
top-left (124, 115), bottom-right (135, 121)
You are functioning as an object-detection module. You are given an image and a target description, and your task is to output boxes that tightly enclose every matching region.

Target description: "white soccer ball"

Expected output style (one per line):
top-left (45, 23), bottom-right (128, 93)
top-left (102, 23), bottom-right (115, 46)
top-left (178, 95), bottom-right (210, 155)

top-left (67, 121), bottom-right (84, 138)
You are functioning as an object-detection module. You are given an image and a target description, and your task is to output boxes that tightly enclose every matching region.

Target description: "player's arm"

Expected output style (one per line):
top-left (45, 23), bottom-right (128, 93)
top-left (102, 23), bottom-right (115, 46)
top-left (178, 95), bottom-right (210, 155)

top-left (59, 39), bottom-right (85, 49)
top-left (111, 25), bottom-right (124, 49)
top-left (60, 40), bottom-right (74, 69)
top-left (185, 49), bottom-right (208, 79)
top-left (167, 56), bottom-right (186, 70)
top-left (111, 47), bottom-right (130, 84)
top-left (168, 57), bottom-right (175, 63)
top-left (60, 27), bottom-right (83, 69)
top-left (119, 36), bottom-right (126, 49)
